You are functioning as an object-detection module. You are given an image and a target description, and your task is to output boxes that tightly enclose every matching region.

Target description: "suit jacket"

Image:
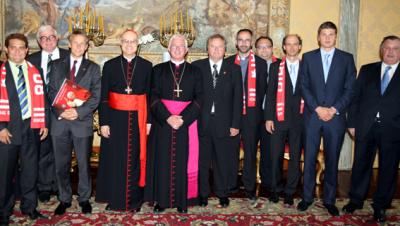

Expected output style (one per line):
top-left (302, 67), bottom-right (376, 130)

top-left (27, 48), bottom-right (69, 87)
top-left (348, 62), bottom-right (400, 141)
top-left (300, 48), bottom-right (356, 123)
top-left (226, 54), bottom-right (268, 127)
top-left (192, 58), bottom-right (243, 137)
top-left (265, 59), bottom-right (303, 130)
top-left (48, 56), bottom-right (101, 137)
top-left (0, 61), bottom-right (47, 144)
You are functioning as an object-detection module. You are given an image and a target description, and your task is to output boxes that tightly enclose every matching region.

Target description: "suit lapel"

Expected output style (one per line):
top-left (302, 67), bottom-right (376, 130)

top-left (75, 58), bottom-right (89, 84)
top-left (63, 57), bottom-right (71, 81)
top-left (315, 50), bottom-right (325, 85)
top-left (327, 50), bottom-right (339, 81)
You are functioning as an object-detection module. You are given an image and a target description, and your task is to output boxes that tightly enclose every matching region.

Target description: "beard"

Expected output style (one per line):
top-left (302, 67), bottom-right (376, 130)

top-left (237, 45), bottom-right (251, 54)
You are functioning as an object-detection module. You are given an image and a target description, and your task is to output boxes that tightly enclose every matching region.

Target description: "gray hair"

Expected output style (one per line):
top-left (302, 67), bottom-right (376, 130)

top-left (36, 25), bottom-right (58, 41)
top-left (168, 34), bottom-right (188, 50)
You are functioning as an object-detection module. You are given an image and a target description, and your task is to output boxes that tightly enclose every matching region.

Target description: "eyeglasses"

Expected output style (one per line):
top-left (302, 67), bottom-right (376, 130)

top-left (256, 45), bottom-right (272, 50)
top-left (39, 35), bottom-right (57, 42)
top-left (121, 39), bottom-right (138, 45)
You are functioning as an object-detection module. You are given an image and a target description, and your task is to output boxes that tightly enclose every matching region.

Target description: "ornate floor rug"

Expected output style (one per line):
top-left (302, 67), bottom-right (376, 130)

top-left (9, 197), bottom-right (400, 225)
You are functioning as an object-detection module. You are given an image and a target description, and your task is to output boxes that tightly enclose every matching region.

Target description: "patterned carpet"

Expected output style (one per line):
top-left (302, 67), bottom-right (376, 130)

top-left (9, 197), bottom-right (400, 225)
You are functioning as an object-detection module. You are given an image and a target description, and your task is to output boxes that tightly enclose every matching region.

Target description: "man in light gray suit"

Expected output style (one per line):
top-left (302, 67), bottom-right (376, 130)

top-left (48, 30), bottom-right (101, 216)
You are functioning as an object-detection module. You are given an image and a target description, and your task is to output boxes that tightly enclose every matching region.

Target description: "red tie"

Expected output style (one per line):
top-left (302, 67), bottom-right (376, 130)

top-left (70, 60), bottom-right (77, 83)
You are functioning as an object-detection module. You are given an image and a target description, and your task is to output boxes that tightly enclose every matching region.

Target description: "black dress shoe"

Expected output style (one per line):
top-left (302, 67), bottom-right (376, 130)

top-left (342, 202), bottom-right (362, 214)
top-left (323, 203), bottom-right (339, 216)
top-left (54, 202), bottom-right (71, 215)
top-left (284, 194), bottom-right (294, 206)
top-left (373, 208), bottom-right (386, 223)
top-left (269, 192), bottom-right (279, 203)
top-left (129, 207), bottom-right (141, 213)
top-left (79, 201), bottom-right (92, 214)
top-left (38, 191), bottom-right (51, 203)
top-left (219, 197), bottom-right (230, 208)
top-left (153, 204), bottom-right (165, 213)
top-left (105, 204), bottom-right (111, 211)
top-left (199, 196), bottom-right (208, 207)
top-left (177, 207), bottom-right (187, 213)
top-left (22, 209), bottom-right (48, 220)
top-left (297, 200), bottom-right (313, 211)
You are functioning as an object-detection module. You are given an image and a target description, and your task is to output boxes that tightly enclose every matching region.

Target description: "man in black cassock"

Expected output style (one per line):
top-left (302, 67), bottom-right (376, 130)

top-left (145, 34), bottom-right (203, 213)
top-left (96, 30), bottom-right (152, 212)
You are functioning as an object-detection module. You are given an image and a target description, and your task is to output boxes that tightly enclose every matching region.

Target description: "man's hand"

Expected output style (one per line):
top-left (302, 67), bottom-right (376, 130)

top-left (60, 108), bottom-right (79, 121)
top-left (230, 128), bottom-right (239, 137)
top-left (315, 106), bottom-right (334, 122)
top-left (0, 128), bottom-right (12, 144)
top-left (348, 128), bottom-right (355, 138)
top-left (100, 125), bottom-right (111, 138)
top-left (39, 128), bottom-right (48, 140)
top-left (167, 115), bottom-right (184, 130)
top-left (147, 123), bottom-right (151, 135)
top-left (265, 120), bottom-right (275, 134)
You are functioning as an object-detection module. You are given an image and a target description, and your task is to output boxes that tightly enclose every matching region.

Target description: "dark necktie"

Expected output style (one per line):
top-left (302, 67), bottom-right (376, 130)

top-left (381, 65), bottom-right (391, 95)
top-left (46, 53), bottom-right (52, 84)
top-left (70, 60), bottom-right (77, 83)
top-left (212, 64), bottom-right (218, 89)
top-left (17, 65), bottom-right (29, 118)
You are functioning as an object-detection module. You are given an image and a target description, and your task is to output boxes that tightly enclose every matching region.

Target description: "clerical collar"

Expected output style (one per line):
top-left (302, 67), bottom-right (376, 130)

top-left (171, 59), bottom-right (185, 66)
top-left (123, 55), bottom-right (136, 63)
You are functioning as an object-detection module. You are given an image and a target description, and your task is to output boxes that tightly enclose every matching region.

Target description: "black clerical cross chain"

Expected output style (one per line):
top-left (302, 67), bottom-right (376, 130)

top-left (169, 62), bottom-right (187, 98)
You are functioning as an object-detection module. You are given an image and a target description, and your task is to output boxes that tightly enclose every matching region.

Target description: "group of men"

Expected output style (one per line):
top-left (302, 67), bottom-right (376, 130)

top-left (0, 20), bottom-right (398, 226)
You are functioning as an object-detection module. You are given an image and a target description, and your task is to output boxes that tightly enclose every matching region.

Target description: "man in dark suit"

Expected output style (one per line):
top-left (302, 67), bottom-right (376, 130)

top-left (0, 33), bottom-right (48, 226)
top-left (297, 21), bottom-right (356, 216)
top-left (255, 36), bottom-right (279, 195)
top-left (48, 30), bottom-right (101, 215)
top-left (342, 35), bottom-right (400, 222)
top-left (27, 25), bottom-right (69, 203)
top-left (265, 34), bottom-right (303, 206)
top-left (226, 29), bottom-right (268, 202)
top-left (192, 34), bottom-right (242, 208)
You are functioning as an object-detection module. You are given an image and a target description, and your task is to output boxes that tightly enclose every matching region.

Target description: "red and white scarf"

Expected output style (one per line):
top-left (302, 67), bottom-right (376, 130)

top-left (276, 58), bottom-right (304, 121)
top-left (235, 50), bottom-right (256, 115)
top-left (0, 61), bottom-right (45, 128)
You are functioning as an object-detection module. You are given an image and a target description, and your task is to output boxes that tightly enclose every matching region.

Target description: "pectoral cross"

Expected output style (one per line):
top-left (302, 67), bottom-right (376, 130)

top-left (125, 86), bottom-right (132, 94)
top-left (174, 84), bottom-right (183, 97)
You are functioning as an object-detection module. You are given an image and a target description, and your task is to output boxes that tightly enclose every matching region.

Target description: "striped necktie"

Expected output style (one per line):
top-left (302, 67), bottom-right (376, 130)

top-left (381, 65), bottom-right (391, 95)
top-left (46, 53), bottom-right (52, 84)
top-left (17, 65), bottom-right (29, 118)
top-left (212, 64), bottom-right (218, 88)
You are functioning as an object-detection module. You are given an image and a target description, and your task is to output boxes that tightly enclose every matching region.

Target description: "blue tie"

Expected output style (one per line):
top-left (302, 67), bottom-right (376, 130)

top-left (381, 65), bottom-right (391, 95)
top-left (17, 65), bottom-right (29, 118)
top-left (323, 53), bottom-right (330, 83)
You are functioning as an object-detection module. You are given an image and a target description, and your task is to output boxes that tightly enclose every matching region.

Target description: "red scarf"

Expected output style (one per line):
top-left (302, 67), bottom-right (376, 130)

top-left (235, 50), bottom-right (256, 115)
top-left (276, 58), bottom-right (304, 121)
top-left (0, 61), bottom-right (45, 128)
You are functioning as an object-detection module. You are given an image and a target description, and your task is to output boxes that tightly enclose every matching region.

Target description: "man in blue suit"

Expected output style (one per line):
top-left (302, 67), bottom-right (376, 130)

top-left (297, 21), bottom-right (356, 216)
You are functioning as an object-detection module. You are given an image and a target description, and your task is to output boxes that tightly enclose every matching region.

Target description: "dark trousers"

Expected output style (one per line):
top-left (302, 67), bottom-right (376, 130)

top-left (199, 117), bottom-right (238, 198)
top-left (302, 115), bottom-right (345, 204)
top-left (52, 131), bottom-right (92, 203)
top-left (37, 135), bottom-right (57, 192)
top-left (268, 126), bottom-right (302, 195)
top-left (259, 124), bottom-right (271, 190)
top-left (240, 116), bottom-right (260, 194)
top-left (349, 122), bottom-right (400, 209)
top-left (0, 120), bottom-right (39, 218)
